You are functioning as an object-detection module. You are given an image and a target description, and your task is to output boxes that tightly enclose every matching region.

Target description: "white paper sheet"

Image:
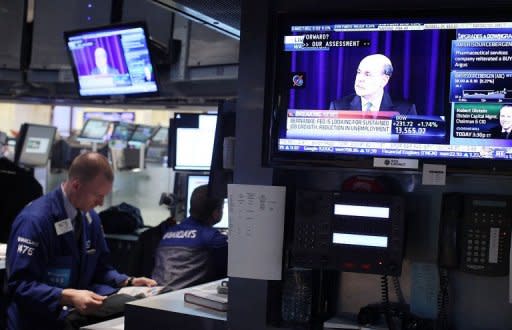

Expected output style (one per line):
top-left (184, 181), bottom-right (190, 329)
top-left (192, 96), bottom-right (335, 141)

top-left (227, 184), bottom-right (286, 280)
top-left (422, 163), bottom-right (446, 185)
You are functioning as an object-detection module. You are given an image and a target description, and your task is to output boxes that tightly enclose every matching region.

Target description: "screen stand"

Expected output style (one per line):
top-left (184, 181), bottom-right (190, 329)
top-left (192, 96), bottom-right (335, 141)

top-left (138, 144), bottom-right (145, 170)
top-left (91, 142), bottom-right (98, 152)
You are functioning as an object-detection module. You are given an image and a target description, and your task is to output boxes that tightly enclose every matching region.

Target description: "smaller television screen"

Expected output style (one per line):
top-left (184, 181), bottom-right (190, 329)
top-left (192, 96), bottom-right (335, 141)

top-left (171, 113), bottom-right (217, 171)
top-left (78, 119), bottom-right (110, 142)
top-left (15, 124), bottom-right (57, 167)
top-left (130, 125), bottom-right (156, 143)
top-left (64, 21), bottom-right (159, 97)
top-left (185, 174), bottom-right (228, 228)
top-left (111, 122), bottom-right (136, 141)
top-left (151, 126), bottom-right (168, 144)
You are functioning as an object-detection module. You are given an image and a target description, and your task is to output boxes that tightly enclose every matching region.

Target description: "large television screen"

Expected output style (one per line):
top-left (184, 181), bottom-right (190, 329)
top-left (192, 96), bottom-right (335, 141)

top-left (268, 10), bottom-right (512, 172)
top-left (64, 22), bottom-right (159, 97)
top-left (170, 113), bottom-right (217, 171)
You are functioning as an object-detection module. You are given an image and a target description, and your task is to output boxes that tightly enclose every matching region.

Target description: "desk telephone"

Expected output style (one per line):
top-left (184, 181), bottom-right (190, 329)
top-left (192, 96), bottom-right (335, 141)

top-left (438, 193), bottom-right (512, 276)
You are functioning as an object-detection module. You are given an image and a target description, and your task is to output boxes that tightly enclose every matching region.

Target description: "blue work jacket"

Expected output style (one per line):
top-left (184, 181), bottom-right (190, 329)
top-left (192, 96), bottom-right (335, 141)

top-left (152, 217), bottom-right (227, 290)
top-left (6, 187), bottom-right (128, 330)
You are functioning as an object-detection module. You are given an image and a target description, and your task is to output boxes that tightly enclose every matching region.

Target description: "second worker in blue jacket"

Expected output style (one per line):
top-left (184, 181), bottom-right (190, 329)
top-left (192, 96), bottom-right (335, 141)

top-left (152, 185), bottom-right (228, 291)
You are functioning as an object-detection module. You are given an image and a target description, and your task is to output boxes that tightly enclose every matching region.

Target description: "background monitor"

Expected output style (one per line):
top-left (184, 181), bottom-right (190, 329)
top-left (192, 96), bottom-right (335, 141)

top-left (78, 119), bottom-right (110, 143)
top-left (14, 124), bottom-right (57, 167)
top-left (130, 125), bottom-right (156, 143)
top-left (64, 21), bottom-right (159, 97)
top-left (185, 174), bottom-right (228, 229)
top-left (170, 113), bottom-right (217, 171)
top-left (151, 126), bottom-right (168, 144)
top-left (84, 111), bottom-right (135, 123)
top-left (111, 122), bottom-right (136, 141)
top-left (267, 10), bottom-right (512, 172)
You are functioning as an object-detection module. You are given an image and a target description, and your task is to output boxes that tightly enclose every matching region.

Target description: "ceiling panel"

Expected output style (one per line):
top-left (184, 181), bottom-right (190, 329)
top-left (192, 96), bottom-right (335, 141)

top-left (0, 2), bottom-right (25, 69)
top-left (31, 0), bottom-right (112, 69)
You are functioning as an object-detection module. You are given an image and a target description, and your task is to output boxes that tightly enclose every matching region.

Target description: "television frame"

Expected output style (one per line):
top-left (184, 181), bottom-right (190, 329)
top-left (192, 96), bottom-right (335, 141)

top-left (64, 21), bottom-right (160, 99)
top-left (265, 8), bottom-right (512, 174)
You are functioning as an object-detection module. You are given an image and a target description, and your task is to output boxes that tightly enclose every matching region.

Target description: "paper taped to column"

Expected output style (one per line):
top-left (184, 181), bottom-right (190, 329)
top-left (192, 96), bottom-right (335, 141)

top-left (227, 184), bottom-right (286, 280)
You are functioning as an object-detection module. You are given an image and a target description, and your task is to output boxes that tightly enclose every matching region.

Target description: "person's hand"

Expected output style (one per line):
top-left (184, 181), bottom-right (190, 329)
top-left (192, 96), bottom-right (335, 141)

top-left (61, 289), bottom-right (106, 315)
top-left (131, 277), bottom-right (157, 287)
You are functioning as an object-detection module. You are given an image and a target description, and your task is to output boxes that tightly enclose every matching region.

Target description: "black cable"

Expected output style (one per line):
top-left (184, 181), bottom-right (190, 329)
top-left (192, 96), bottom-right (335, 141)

top-left (437, 268), bottom-right (449, 330)
top-left (392, 276), bottom-right (406, 305)
top-left (381, 275), bottom-right (397, 330)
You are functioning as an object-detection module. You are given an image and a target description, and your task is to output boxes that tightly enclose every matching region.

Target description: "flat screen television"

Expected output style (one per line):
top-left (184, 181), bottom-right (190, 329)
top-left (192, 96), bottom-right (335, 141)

top-left (170, 113), bottom-right (217, 171)
top-left (267, 9), bottom-right (512, 172)
top-left (130, 125), bottom-right (156, 143)
top-left (14, 124), bottom-right (57, 167)
top-left (111, 122), bottom-right (136, 141)
top-left (64, 21), bottom-right (159, 97)
top-left (185, 174), bottom-right (229, 229)
top-left (78, 119), bottom-right (110, 143)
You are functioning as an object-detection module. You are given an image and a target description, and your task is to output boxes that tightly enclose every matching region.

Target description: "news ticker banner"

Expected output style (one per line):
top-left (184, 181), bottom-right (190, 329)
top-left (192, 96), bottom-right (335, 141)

top-left (285, 110), bottom-right (445, 141)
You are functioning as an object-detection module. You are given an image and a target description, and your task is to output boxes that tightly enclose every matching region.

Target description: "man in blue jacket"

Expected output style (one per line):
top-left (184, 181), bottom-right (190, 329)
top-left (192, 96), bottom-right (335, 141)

top-left (6, 152), bottom-right (156, 330)
top-left (152, 185), bottom-right (227, 291)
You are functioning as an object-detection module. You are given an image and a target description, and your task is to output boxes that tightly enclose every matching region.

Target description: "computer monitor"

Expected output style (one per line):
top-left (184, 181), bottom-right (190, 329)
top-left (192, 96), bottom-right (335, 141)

top-left (151, 126), bottom-right (168, 145)
top-left (83, 111), bottom-right (135, 123)
top-left (130, 125), bottom-right (156, 143)
top-left (185, 174), bottom-right (228, 229)
top-left (78, 119), bottom-right (110, 143)
top-left (14, 124), bottom-right (57, 167)
top-left (170, 113), bottom-right (217, 171)
top-left (64, 21), bottom-right (159, 97)
top-left (111, 122), bottom-right (136, 141)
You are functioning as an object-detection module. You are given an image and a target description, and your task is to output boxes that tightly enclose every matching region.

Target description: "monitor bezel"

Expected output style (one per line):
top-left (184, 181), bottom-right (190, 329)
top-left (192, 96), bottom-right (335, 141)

top-left (64, 21), bottom-right (160, 99)
top-left (264, 8), bottom-right (512, 174)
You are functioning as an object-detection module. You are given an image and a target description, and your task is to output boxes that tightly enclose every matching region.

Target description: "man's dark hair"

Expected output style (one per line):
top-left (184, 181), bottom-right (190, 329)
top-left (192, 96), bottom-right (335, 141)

top-left (68, 152), bottom-right (113, 183)
top-left (383, 63), bottom-right (393, 77)
top-left (189, 185), bottom-right (223, 225)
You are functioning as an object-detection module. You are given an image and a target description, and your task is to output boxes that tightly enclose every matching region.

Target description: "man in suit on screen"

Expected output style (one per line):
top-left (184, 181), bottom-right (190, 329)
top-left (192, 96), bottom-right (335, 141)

top-left (90, 47), bottom-right (120, 76)
top-left (490, 105), bottom-right (512, 139)
top-left (329, 54), bottom-right (416, 115)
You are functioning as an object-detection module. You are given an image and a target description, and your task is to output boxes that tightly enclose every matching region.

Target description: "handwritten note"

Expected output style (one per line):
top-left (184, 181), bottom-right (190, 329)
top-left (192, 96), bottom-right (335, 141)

top-left (227, 184), bottom-right (286, 280)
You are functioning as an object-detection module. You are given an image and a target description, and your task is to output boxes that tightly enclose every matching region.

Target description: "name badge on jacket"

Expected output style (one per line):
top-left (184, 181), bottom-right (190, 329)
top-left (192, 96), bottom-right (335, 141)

top-left (55, 219), bottom-right (73, 236)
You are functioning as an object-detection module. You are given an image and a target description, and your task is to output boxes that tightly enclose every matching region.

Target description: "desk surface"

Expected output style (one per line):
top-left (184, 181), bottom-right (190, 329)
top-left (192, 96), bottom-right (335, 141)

top-left (84, 279), bottom-right (228, 330)
top-left (80, 317), bottom-right (124, 330)
top-left (126, 278), bottom-right (227, 321)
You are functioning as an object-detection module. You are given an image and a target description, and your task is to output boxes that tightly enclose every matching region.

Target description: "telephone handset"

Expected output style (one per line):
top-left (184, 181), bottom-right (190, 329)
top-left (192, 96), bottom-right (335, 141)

top-left (438, 193), bottom-right (512, 276)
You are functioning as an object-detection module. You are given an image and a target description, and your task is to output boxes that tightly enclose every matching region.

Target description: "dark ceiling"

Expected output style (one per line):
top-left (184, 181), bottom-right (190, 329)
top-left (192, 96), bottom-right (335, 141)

top-left (0, 0), bottom-right (241, 104)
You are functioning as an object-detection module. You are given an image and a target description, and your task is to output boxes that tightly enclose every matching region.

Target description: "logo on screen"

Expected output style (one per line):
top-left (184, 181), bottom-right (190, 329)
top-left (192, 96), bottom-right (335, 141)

top-left (290, 72), bottom-right (305, 88)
